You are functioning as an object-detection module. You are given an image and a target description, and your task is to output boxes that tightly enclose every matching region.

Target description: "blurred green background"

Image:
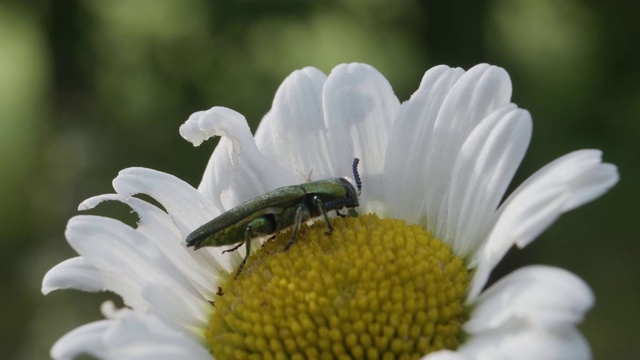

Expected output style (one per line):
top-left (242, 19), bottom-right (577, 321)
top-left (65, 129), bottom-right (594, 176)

top-left (1, 0), bottom-right (637, 359)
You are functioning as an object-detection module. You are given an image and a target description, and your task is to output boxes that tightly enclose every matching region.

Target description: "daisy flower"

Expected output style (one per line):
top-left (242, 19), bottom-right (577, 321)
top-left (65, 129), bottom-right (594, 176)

top-left (43, 63), bottom-right (618, 359)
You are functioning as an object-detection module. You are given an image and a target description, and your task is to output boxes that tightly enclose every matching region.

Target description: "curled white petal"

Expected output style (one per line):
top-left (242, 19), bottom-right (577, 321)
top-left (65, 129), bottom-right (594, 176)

top-left (178, 110), bottom-right (209, 147)
top-left (181, 106), bottom-right (295, 210)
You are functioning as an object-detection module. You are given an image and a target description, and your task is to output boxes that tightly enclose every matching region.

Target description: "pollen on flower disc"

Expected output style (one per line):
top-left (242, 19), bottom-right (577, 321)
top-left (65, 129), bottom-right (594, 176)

top-left (207, 214), bottom-right (469, 359)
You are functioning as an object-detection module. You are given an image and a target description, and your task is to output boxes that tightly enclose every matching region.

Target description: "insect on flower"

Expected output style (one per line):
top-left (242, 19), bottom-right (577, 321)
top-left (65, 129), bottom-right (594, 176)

top-left (186, 158), bottom-right (362, 278)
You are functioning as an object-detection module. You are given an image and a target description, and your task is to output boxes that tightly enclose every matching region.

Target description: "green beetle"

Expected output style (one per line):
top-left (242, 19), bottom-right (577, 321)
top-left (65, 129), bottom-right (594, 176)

top-left (186, 158), bottom-right (362, 278)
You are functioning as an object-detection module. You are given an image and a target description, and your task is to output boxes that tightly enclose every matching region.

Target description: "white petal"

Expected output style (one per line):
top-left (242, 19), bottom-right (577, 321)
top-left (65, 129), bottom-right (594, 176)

top-left (41, 257), bottom-right (146, 310)
top-left (51, 311), bottom-right (211, 360)
top-left (42, 257), bottom-right (105, 294)
top-left (80, 194), bottom-right (229, 298)
top-left (423, 350), bottom-right (464, 360)
top-left (322, 63), bottom-right (401, 213)
top-left (255, 67), bottom-right (334, 181)
top-left (465, 266), bottom-right (593, 332)
top-left (499, 149), bottom-right (618, 249)
top-left (423, 64), bottom-right (513, 237)
top-left (112, 167), bottom-right (220, 239)
top-left (433, 325), bottom-right (591, 360)
top-left (111, 169), bottom-right (243, 274)
top-left (178, 110), bottom-right (209, 146)
top-left (469, 150), bottom-right (618, 299)
top-left (180, 106), bottom-right (295, 210)
top-left (383, 65), bottom-right (465, 222)
top-left (41, 257), bottom-right (146, 311)
top-left (66, 215), bottom-right (208, 328)
top-left (51, 320), bottom-right (110, 360)
top-left (445, 106), bottom-right (532, 258)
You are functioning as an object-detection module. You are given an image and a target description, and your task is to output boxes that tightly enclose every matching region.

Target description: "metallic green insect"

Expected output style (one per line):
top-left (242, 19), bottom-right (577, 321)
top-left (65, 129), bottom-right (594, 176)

top-left (186, 158), bottom-right (362, 278)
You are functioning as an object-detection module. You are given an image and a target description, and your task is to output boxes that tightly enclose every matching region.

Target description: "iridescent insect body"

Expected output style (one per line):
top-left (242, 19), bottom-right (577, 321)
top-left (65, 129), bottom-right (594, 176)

top-left (186, 158), bottom-right (362, 278)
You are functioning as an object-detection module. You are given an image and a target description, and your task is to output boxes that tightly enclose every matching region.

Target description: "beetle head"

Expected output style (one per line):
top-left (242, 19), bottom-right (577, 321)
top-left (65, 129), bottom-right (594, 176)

top-left (324, 158), bottom-right (361, 210)
top-left (324, 177), bottom-right (359, 210)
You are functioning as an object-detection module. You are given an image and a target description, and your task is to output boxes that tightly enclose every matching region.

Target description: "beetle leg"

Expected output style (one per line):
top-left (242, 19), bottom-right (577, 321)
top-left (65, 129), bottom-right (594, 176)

top-left (234, 226), bottom-right (253, 279)
top-left (313, 196), bottom-right (333, 235)
top-left (222, 242), bottom-right (244, 254)
top-left (335, 209), bottom-right (346, 218)
top-left (234, 215), bottom-right (278, 279)
top-left (285, 204), bottom-right (309, 250)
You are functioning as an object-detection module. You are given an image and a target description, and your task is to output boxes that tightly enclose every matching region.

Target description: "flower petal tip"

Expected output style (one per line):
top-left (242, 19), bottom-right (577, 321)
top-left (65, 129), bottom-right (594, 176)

top-left (179, 110), bottom-right (208, 146)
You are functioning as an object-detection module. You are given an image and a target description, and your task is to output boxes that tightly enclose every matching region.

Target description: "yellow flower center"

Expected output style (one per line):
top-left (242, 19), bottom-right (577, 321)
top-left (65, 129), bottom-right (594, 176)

top-left (206, 214), bottom-right (469, 359)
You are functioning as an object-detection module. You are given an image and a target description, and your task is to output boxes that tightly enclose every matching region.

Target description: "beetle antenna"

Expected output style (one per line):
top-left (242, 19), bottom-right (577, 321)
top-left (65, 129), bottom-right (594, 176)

top-left (325, 197), bottom-right (358, 209)
top-left (352, 158), bottom-right (362, 195)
